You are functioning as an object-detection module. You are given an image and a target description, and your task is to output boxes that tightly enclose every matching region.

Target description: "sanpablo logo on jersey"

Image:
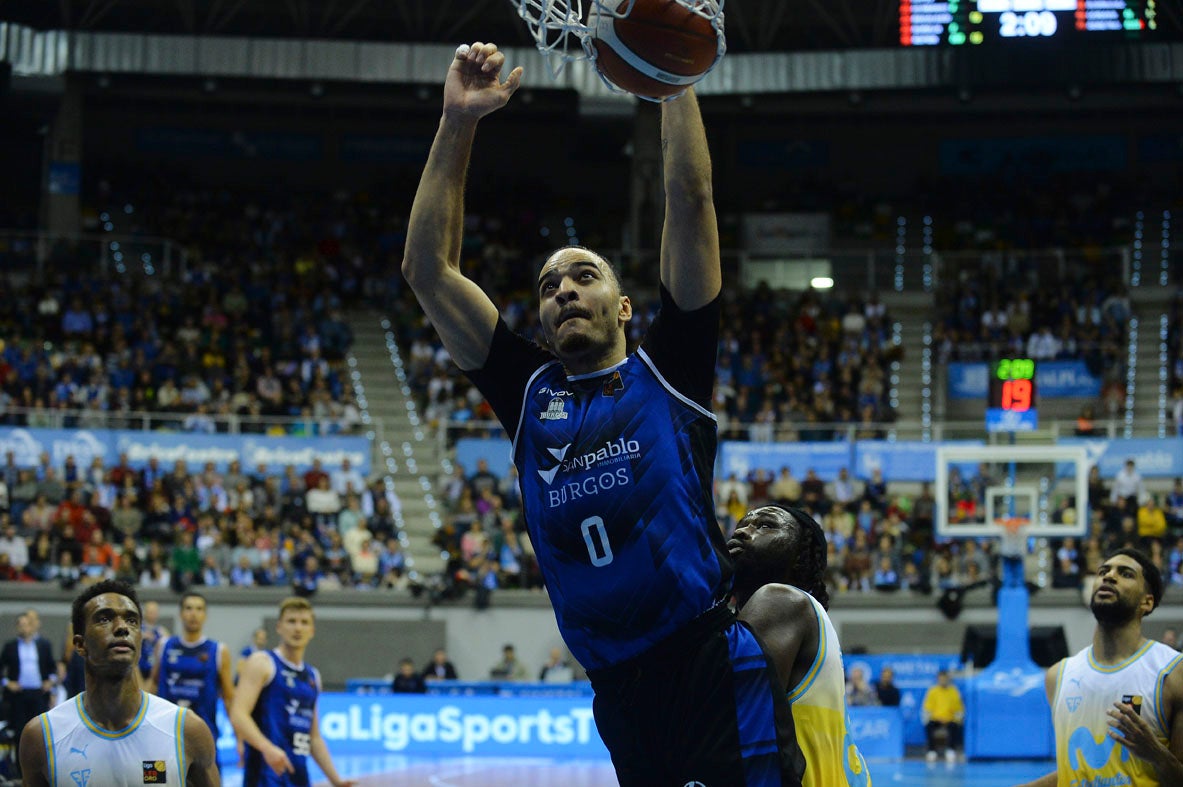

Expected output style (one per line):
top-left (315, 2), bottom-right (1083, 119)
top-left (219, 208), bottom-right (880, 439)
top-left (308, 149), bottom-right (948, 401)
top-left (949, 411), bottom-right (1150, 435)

top-left (535, 438), bottom-right (640, 509)
top-left (537, 439), bottom-right (641, 485)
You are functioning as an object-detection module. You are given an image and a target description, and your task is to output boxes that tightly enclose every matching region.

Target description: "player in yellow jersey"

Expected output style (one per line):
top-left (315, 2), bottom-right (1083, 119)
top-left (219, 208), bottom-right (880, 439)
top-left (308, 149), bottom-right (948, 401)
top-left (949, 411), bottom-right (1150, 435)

top-left (1017, 548), bottom-right (1183, 787)
top-left (730, 505), bottom-right (871, 787)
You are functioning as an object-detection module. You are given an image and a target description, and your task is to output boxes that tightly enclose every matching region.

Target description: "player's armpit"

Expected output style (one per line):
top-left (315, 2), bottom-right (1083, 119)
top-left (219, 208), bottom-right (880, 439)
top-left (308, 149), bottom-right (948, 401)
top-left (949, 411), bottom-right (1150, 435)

top-left (736, 583), bottom-right (815, 693)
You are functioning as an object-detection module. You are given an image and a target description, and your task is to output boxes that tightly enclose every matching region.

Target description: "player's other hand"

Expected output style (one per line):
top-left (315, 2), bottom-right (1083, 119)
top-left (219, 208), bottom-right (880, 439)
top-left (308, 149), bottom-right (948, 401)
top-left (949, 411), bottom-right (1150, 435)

top-left (443, 42), bottom-right (523, 120)
top-left (264, 743), bottom-right (295, 775)
top-left (330, 779), bottom-right (359, 787)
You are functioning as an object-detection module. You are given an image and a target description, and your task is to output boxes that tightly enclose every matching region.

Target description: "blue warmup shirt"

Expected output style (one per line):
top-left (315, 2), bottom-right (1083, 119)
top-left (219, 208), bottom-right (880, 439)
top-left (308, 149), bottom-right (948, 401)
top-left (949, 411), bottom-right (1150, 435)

top-left (156, 635), bottom-right (222, 740)
top-left (466, 286), bottom-right (728, 670)
top-left (244, 649), bottom-right (320, 787)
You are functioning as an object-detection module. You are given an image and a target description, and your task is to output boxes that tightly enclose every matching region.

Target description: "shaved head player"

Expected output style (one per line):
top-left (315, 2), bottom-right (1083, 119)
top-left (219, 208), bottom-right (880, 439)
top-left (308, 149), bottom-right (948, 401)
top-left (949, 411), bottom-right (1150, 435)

top-left (402, 40), bottom-right (803, 786)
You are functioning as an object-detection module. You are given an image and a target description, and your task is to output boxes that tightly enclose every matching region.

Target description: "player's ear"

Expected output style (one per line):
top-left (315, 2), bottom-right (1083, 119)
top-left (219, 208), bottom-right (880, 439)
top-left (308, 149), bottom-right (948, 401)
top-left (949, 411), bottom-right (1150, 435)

top-left (618, 295), bottom-right (632, 323)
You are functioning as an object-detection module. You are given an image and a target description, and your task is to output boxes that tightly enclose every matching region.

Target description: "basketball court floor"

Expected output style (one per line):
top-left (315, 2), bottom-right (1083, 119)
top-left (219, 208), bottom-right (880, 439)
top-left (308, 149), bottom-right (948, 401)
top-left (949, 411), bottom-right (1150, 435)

top-left (218, 754), bottom-right (1055, 786)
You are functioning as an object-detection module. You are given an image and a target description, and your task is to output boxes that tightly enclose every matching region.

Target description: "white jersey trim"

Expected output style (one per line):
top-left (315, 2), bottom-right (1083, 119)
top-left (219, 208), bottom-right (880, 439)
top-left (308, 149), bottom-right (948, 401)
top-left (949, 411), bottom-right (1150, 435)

top-left (635, 347), bottom-right (716, 421)
top-left (510, 360), bottom-right (564, 460)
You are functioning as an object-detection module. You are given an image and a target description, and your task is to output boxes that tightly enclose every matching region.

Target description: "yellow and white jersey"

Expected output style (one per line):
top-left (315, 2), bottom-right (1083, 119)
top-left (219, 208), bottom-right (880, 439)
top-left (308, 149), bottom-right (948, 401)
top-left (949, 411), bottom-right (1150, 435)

top-left (1053, 639), bottom-right (1183, 787)
top-left (789, 592), bottom-right (871, 787)
top-left (40, 691), bottom-right (187, 787)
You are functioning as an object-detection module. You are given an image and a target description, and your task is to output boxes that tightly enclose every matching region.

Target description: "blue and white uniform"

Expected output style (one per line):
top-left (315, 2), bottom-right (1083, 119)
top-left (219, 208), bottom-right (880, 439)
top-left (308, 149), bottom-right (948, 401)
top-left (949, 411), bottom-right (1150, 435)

top-left (155, 635), bottom-right (224, 741)
top-left (243, 649), bottom-right (320, 787)
top-left (466, 287), bottom-right (802, 786)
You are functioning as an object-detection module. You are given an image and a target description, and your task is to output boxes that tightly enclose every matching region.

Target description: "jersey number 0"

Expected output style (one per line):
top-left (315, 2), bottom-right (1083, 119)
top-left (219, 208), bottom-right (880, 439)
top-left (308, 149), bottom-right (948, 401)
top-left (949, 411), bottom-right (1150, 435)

top-left (581, 516), bottom-right (614, 567)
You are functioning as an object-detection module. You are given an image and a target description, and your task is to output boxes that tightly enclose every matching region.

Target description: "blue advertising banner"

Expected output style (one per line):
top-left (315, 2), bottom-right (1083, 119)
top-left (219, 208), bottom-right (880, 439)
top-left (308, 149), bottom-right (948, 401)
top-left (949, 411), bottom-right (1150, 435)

top-left (985, 408), bottom-right (1039, 433)
top-left (719, 441), bottom-right (851, 481)
top-left (947, 362), bottom-right (991, 401)
top-left (948, 361), bottom-right (1102, 400)
top-left (316, 693), bottom-right (607, 757)
top-left (847, 707), bottom-right (906, 761)
top-left (854, 440), bottom-right (984, 482)
top-left (455, 438), bottom-right (514, 476)
top-left (940, 135), bottom-right (1127, 175)
top-left (47, 162), bottom-right (81, 195)
top-left (843, 654), bottom-right (962, 747)
top-left (1060, 437), bottom-right (1183, 479)
top-left (0, 427), bottom-right (370, 474)
top-left (965, 666), bottom-right (1053, 759)
top-left (298, 691), bottom-right (903, 761)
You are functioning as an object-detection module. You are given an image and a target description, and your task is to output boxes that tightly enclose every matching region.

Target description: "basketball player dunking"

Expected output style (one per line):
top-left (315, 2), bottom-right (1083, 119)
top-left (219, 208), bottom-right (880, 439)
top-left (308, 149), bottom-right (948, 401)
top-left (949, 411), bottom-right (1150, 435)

top-left (403, 41), bottom-right (802, 785)
top-left (1018, 548), bottom-right (1183, 787)
top-left (18, 579), bottom-right (220, 786)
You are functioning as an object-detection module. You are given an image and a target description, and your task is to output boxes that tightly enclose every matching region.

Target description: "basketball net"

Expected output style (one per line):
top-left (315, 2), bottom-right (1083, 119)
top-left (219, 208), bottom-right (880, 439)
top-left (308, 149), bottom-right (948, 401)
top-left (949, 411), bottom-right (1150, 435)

top-left (996, 516), bottom-right (1030, 559)
top-left (512, 0), bottom-right (727, 98)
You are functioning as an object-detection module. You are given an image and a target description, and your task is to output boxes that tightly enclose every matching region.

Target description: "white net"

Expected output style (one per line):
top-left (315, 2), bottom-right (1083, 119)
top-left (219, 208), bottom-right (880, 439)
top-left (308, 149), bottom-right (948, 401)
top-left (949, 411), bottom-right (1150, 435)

top-left (512, 0), bottom-right (727, 99)
top-left (996, 517), bottom-right (1031, 559)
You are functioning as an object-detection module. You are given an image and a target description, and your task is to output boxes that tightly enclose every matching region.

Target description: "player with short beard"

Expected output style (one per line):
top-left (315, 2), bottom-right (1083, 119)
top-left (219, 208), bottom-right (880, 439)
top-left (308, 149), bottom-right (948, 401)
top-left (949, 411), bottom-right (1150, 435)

top-left (1017, 548), bottom-right (1183, 787)
top-left (402, 40), bottom-right (803, 787)
top-left (729, 505), bottom-right (871, 787)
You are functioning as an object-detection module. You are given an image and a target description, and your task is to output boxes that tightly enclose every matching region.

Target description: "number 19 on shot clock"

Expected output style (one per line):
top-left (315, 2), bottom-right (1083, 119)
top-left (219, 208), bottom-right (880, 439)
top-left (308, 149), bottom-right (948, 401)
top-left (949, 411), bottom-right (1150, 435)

top-left (986, 358), bottom-right (1038, 432)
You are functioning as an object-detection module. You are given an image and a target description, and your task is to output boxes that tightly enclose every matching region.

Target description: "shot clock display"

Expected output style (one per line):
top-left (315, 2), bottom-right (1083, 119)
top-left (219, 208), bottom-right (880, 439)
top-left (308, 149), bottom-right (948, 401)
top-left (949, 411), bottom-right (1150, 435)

top-left (986, 358), bottom-right (1038, 432)
top-left (900, 0), bottom-right (1158, 46)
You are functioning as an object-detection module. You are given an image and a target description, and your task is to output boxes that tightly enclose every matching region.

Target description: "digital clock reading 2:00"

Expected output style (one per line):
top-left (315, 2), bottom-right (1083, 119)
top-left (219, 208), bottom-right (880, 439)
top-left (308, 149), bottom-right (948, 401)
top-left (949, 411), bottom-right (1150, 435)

top-left (991, 358), bottom-right (1037, 413)
top-left (899, 0), bottom-right (1157, 46)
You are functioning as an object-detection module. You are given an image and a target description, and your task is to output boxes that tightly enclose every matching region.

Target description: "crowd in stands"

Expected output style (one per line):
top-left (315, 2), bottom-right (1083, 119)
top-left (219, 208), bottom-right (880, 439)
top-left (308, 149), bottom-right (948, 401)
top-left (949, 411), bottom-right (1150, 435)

top-left (932, 263), bottom-right (1131, 415)
top-left (0, 451), bottom-right (408, 594)
top-left (0, 190), bottom-right (364, 435)
top-left (710, 455), bottom-right (1183, 600)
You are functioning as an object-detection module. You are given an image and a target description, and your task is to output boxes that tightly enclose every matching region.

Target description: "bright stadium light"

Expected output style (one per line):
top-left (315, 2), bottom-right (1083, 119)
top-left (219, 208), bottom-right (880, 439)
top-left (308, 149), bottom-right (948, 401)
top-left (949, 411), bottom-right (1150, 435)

top-left (811, 276), bottom-right (834, 290)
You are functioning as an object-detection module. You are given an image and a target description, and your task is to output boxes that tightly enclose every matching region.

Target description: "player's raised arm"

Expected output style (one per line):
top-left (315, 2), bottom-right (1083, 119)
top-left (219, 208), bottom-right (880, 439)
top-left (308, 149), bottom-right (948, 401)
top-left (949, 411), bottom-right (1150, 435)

top-left (658, 86), bottom-right (720, 311)
top-left (402, 41), bottom-right (523, 371)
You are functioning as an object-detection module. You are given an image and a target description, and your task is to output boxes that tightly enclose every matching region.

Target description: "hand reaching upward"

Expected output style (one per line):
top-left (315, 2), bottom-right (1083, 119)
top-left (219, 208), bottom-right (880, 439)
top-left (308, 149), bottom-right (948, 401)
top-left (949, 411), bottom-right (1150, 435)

top-left (444, 42), bottom-right (523, 120)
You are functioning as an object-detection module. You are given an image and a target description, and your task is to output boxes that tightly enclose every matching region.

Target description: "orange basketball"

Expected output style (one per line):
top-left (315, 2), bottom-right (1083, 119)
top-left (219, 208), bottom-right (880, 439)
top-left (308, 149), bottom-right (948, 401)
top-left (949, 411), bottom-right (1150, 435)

top-left (588, 0), bottom-right (721, 100)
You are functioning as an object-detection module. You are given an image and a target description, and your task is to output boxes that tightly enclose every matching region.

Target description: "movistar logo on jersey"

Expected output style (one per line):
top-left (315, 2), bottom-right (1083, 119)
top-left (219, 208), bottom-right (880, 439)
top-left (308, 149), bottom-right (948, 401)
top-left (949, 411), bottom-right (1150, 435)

top-left (1068, 726), bottom-right (1130, 772)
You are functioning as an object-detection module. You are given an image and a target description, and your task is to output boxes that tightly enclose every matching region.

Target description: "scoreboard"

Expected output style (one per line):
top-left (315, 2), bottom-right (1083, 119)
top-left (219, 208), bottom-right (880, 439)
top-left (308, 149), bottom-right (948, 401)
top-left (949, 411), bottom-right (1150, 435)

top-left (986, 358), bottom-right (1038, 432)
top-left (900, 0), bottom-right (1158, 46)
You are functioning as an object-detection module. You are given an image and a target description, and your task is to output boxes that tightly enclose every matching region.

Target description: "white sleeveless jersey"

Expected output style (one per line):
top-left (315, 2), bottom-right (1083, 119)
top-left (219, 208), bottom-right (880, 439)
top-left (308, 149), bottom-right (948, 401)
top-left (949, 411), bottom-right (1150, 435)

top-left (41, 691), bottom-right (187, 787)
top-left (789, 593), bottom-right (871, 787)
top-left (1053, 639), bottom-right (1183, 787)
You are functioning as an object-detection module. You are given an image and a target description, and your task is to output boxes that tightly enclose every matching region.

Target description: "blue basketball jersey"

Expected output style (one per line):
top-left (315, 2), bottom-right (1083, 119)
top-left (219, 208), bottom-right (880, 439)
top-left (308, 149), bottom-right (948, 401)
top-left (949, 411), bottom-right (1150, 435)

top-left (466, 288), bottom-right (727, 670)
top-left (139, 624), bottom-right (165, 678)
top-left (244, 650), bottom-right (320, 787)
top-left (156, 636), bottom-right (222, 740)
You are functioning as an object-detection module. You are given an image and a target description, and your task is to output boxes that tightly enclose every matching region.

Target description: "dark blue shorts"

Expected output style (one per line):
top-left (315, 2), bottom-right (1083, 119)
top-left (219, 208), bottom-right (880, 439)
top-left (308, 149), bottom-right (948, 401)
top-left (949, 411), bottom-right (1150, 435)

top-left (588, 604), bottom-right (803, 787)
